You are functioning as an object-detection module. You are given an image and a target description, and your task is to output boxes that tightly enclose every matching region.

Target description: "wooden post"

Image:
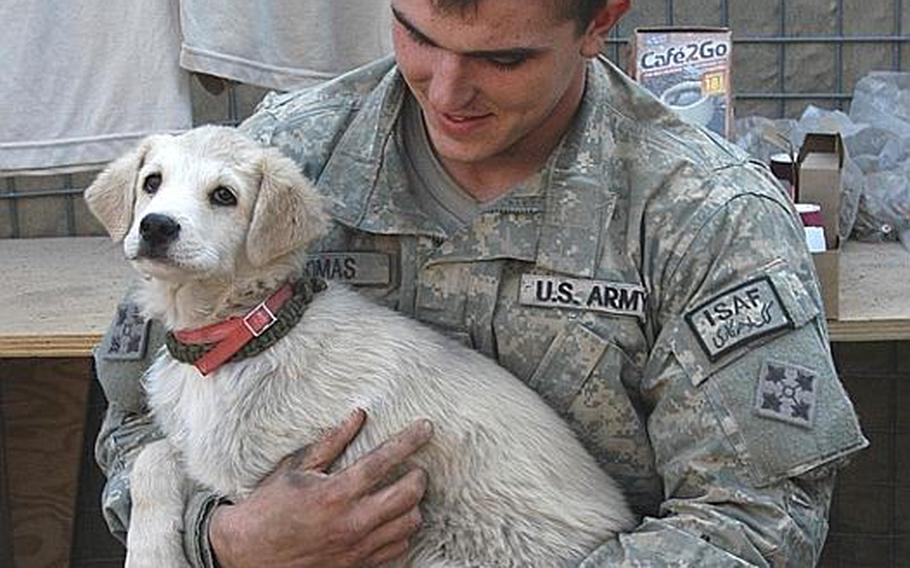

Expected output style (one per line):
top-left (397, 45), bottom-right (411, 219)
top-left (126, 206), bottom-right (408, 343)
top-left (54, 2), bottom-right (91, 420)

top-left (1, 382), bottom-right (16, 567)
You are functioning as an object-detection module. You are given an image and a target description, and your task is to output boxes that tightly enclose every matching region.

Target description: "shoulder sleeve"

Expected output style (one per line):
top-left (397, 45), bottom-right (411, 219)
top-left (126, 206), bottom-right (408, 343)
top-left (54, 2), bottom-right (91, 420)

top-left (237, 75), bottom-right (370, 185)
top-left (92, 292), bottom-right (224, 567)
top-left (584, 165), bottom-right (867, 566)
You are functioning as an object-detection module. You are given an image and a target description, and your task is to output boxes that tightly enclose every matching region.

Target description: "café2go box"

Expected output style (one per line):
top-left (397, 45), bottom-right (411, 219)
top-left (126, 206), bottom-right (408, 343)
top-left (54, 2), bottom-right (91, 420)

top-left (630, 27), bottom-right (733, 138)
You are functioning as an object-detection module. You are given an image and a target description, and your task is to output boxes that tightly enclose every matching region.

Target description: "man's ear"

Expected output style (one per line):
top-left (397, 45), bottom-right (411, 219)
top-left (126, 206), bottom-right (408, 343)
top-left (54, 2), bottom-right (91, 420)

top-left (84, 137), bottom-right (156, 241)
top-left (579, 0), bottom-right (630, 57)
top-left (246, 149), bottom-right (329, 267)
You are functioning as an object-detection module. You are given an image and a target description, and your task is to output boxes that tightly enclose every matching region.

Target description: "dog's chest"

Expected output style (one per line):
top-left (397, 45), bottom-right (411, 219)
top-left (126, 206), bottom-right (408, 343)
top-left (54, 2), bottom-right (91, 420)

top-left (144, 355), bottom-right (305, 497)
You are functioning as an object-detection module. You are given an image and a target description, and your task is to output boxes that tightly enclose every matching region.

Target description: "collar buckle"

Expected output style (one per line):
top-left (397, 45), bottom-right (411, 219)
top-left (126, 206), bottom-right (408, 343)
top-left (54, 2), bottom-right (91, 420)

top-left (243, 302), bottom-right (278, 337)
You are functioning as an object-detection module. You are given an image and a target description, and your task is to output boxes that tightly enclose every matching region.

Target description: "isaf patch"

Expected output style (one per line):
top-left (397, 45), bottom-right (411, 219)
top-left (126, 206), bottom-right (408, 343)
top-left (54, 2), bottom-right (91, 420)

top-left (104, 302), bottom-right (151, 360)
top-left (754, 360), bottom-right (818, 428)
top-left (519, 274), bottom-right (647, 319)
top-left (685, 276), bottom-right (793, 361)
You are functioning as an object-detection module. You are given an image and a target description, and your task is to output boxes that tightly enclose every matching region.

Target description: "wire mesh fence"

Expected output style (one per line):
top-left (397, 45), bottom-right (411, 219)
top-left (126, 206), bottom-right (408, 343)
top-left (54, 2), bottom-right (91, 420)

top-left (607, 0), bottom-right (909, 116)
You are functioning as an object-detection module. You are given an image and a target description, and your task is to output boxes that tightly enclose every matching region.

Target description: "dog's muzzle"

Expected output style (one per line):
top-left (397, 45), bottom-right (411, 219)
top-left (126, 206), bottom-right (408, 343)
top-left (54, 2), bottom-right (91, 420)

top-left (139, 213), bottom-right (181, 256)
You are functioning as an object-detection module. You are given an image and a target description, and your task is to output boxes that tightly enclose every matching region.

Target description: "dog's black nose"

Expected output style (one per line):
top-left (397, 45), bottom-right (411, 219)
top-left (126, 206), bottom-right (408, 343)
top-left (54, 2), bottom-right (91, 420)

top-left (139, 213), bottom-right (180, 247)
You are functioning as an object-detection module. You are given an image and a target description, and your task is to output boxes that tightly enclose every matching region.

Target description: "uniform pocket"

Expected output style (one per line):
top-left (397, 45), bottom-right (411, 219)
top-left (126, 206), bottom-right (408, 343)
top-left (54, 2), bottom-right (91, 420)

top-left (527, 321), bottom-right (661, 513)
top-left (526, 321), bottom-right (610, 412)
top-left (674, 264), bottom-right (821, 387)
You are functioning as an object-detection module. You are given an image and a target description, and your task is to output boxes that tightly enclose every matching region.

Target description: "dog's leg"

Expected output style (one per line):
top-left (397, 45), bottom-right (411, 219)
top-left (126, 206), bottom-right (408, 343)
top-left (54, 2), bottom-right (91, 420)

top-left (126, 439), bottom-right (191, 568)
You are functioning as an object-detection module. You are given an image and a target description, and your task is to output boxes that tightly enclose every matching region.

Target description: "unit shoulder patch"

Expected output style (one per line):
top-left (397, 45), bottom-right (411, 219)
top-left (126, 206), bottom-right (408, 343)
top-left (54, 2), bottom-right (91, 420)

top-left (104, 302), bottom-right (151, 360)
top-left (304, 252), bottom-right (390, 285)
top-left (519, 274), bottom-right (647, 319)
top-left (754, 359), bottom-right (818, 428)
top-left (685, 276), bottom-right (793, 361)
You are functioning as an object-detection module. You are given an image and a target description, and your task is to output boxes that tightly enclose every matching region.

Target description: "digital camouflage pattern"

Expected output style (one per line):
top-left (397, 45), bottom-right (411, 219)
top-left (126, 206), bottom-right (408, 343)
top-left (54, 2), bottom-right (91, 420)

top-left (95, 55), bottom-right (867, 567)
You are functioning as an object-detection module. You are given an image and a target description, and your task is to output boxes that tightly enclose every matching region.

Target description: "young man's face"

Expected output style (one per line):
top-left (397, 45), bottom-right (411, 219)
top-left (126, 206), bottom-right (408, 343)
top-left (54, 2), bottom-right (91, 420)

top-left (391, 0), bottom-right (623, 170)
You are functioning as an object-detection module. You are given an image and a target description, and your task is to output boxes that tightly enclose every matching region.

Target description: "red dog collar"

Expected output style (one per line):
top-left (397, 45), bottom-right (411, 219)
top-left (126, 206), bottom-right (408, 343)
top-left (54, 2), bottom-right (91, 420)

top-left (171, 283), bottom-right (294, 376)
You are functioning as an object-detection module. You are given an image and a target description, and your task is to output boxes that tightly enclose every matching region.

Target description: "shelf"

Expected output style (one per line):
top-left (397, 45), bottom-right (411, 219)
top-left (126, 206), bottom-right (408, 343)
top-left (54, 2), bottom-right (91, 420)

top-left (828, 241), bottom-right (910, 342)
top-left (0, 237), bottom-right (131, 358)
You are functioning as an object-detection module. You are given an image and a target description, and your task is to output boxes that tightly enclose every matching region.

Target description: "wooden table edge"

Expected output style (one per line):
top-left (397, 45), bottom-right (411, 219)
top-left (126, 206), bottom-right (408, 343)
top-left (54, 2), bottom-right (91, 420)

top-left (0, 334), bottom-right (102, 358)
top-left (2, 318), bottom-right (909, 359)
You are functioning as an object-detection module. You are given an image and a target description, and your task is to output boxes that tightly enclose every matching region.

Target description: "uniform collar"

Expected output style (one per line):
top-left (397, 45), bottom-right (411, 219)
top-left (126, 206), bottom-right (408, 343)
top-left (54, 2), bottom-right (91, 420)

top-left (318, 58), bottom-right (622, 277)
top-left (534, 59), bottom-right (619, 277)
top-left (315, 68), bottom-right (445, 238)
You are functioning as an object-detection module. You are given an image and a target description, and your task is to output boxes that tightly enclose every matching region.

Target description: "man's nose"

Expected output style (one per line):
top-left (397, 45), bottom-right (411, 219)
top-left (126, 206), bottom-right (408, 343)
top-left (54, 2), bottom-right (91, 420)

top-left (427, 54), bottom-right (476, 111)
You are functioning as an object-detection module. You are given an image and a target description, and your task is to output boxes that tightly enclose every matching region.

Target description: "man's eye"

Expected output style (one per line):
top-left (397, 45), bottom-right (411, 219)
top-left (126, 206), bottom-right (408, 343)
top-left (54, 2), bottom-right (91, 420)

top-left (406, 28), bottom-right (432, 47)
top-left (486, 55), bottom-right (528, 70)
top-left (210, 186), bottom-right (237, 206)
top-left (143, 173), bottom-right (162, 194)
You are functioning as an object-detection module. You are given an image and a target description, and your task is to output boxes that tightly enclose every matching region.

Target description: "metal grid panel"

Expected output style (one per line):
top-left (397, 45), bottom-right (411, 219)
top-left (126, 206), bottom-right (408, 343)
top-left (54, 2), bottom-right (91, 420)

top-left (605, 0), bottom-right (909, 118)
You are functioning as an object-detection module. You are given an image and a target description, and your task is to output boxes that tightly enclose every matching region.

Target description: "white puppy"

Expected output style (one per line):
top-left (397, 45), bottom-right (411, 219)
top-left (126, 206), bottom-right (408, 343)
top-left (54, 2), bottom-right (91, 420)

top-left (85, 125), bottom-right (635, 567)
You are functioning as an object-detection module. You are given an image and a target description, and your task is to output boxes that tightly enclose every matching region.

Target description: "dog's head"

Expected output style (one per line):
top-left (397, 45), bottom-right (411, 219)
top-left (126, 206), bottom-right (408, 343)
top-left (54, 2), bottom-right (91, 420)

top-left (85, 126), bottom-right (328, 281)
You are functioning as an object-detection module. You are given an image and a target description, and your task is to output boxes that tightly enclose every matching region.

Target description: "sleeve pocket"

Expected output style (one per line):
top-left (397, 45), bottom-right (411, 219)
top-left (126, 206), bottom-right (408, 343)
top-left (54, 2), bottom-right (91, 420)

top-left (93, 303), bottom-right (166, 413)
top-left (701, 322), bottom-right (868, 487)
top-left (668, 266), bottom-right (867, 487)
top-left (670, 263), bottom-right (868, 486)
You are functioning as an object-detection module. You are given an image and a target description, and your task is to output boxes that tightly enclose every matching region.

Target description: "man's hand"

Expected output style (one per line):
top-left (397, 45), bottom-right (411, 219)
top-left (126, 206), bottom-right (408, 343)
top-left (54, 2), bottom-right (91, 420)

top-left (209, 410), bottom-right (433, 568)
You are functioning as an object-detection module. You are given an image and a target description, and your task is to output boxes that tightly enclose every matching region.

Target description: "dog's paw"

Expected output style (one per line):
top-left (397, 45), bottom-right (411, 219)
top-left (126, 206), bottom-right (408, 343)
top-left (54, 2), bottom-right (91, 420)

top-left (126, 536), bottom-right (192, 568)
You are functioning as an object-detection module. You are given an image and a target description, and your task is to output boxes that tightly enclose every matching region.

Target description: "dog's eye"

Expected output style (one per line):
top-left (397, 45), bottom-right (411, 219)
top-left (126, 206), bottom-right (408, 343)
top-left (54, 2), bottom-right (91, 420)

top-left (143, 174), bottom-right (162, 194)
top-left (210, 186), bottom-right (237, 206)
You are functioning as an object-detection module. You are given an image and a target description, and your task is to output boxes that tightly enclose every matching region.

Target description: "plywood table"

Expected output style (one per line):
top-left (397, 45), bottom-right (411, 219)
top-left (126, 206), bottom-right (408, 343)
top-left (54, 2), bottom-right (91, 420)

top-left (828, 241), bottom-right (910, 342)
top-left (0, 238), bottom-right (132, 567)
top-left (0, 237), bottom-right (133, 358)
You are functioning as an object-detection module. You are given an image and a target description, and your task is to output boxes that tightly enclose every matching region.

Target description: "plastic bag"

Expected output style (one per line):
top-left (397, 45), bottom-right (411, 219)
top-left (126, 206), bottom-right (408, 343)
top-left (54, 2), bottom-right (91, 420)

top-left (847, 73), bottom-right (910, 247)
top-left (849, 72), bottom-right (910, 139)
top-left (852, 168), bottom-right (910, 248)
top-left (734, 109), bottom-right (863, 241)
top-left (733, 116), bottom-right (798, 164)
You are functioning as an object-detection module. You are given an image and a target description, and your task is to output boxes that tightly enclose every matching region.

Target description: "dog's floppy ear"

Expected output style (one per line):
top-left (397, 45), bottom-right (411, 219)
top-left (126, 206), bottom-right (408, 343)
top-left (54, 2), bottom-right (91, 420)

top-left (246, 149), bottom-right (329, 267)
top-left (84, 138), bottom-right (155, 241)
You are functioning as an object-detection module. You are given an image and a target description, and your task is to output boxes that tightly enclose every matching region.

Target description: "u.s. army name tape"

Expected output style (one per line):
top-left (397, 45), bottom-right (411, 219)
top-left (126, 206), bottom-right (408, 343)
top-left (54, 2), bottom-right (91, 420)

top-left (519, 274), bottom-right (647, 319)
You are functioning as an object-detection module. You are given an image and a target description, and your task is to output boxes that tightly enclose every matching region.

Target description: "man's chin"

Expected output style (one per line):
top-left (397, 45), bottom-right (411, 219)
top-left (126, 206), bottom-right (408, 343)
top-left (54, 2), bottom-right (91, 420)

top-left (427, 127), bottom-right (517, 167)
top-left (431, 138), bottom-right (498, 166)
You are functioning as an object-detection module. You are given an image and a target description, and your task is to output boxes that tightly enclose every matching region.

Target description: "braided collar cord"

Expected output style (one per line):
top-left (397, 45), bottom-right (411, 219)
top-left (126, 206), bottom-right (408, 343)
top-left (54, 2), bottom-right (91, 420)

top-left (165, 277), bottom-right (327, 371)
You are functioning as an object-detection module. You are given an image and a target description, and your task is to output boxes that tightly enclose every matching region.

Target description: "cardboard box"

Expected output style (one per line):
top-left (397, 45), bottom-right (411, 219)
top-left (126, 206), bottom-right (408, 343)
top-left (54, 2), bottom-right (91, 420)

top-left (797, 133), bottom-right (844, 319)
top-left (630, 27), bottom-right (733, 138)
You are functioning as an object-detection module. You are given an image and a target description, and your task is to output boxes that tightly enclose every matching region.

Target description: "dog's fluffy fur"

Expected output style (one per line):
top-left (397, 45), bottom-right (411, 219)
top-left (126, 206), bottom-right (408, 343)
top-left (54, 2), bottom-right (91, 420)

top-left (86, 126), bottom-right (635, 567)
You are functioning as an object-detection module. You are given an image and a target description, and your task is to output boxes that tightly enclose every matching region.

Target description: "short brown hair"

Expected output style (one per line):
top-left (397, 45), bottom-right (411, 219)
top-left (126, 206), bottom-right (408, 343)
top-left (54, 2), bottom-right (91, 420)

top-left (431, 0), bottom-right (609, 33)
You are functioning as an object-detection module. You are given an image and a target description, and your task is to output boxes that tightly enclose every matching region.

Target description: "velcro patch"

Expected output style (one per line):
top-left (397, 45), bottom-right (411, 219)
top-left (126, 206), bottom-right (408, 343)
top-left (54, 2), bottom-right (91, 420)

top-left (519, 274), bottom-right (647, 319)
top-left (754, 359), bottom-right (818, 428)
top-left (685, 276), bottom-right (793, 361)
top-left (104, 302), bottom-right (151, 360)
top-left (304, 253), bottom-right (390, 285)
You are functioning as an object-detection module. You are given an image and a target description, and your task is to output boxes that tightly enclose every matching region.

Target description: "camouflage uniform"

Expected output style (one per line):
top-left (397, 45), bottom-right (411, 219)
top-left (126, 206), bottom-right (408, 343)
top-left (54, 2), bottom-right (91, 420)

top-left (95, 56), bottom-right (868, 567)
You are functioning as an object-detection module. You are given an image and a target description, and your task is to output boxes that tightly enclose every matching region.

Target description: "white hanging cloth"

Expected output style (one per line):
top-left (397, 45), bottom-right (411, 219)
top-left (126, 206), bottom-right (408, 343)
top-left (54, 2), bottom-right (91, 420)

top-left (0, 0), bottom-right (192, 175)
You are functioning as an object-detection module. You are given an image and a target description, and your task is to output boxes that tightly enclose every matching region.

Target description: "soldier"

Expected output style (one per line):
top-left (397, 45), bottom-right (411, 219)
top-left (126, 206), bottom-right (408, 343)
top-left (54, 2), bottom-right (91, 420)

top-left (94, 0), bottom-right (867, 566)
